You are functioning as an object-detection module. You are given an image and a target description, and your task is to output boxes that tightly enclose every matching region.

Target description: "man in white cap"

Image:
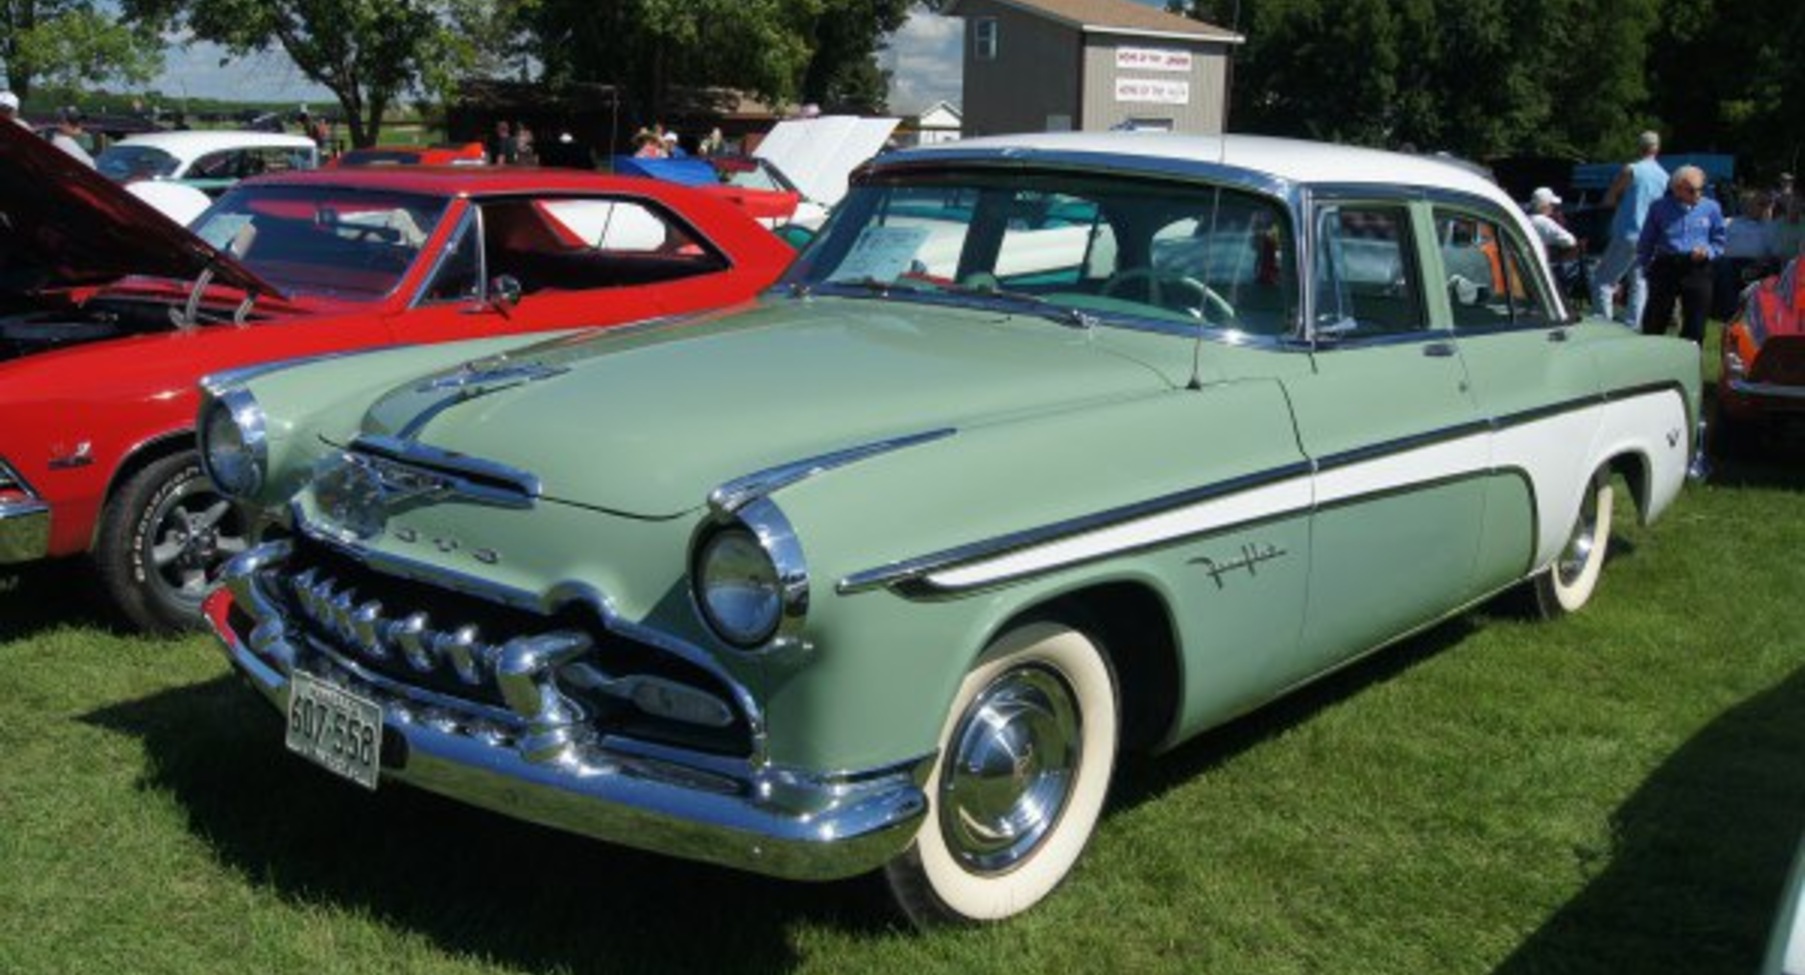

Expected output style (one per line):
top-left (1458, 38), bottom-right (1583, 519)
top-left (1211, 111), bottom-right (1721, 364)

top-left (1527, 187), bottom-right (1577, 252)
top-left (0, 90), bottom-right (26, 128)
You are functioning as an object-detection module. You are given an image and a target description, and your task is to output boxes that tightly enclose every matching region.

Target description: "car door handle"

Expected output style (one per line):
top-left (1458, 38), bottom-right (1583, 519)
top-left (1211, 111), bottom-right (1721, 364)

top-left (1423, 341), bottom-right (1457, 358)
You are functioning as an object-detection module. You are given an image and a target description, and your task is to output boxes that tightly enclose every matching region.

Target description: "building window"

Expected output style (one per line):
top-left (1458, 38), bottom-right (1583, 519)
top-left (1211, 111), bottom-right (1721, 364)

top-left (974, 18), bottom-right (998, 60)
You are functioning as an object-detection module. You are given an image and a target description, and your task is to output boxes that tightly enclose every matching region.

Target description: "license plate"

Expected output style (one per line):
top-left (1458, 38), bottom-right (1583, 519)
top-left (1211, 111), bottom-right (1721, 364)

top-left (285, 671), bottom-right (383, 791)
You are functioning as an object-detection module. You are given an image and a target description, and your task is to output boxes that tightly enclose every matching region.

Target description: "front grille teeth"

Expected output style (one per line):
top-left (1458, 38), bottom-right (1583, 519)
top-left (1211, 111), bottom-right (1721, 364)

top-left (286, 569), bottom-right (500, 688)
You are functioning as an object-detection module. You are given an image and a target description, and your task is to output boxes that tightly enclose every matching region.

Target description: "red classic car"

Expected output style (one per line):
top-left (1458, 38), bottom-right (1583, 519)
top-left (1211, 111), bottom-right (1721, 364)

top-left (0, 122), bottom-right (792, 630)
top-left (1717, 257), bottom-right (1805, 449)
top-left (330, 143), bottom-right (488, 167)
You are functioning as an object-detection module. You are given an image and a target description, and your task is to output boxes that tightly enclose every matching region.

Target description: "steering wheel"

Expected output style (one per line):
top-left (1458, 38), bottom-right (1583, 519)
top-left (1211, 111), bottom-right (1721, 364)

top-left (1102, 268), bottom-right (1236, 323)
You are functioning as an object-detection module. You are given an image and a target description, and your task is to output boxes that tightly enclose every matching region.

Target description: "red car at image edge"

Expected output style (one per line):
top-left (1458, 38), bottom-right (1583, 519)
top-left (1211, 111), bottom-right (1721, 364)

top-left (0, 121), bottom-right (792, 630)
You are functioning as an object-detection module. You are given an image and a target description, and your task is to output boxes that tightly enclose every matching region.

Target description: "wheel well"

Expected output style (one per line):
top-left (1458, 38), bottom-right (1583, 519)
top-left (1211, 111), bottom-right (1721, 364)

top-left (1002, 582), bottom-right (1181, 754)
top-left (1606, 450), bottom-right (1651, 524)
top-left (95, 431), bottom-right (195, 542)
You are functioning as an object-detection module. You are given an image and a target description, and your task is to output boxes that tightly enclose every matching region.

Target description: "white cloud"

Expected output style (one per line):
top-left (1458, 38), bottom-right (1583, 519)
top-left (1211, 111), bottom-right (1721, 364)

top-left (149, 35), bottom-right (332, 105)
top-left (885, 6), bottom-right (963, 116)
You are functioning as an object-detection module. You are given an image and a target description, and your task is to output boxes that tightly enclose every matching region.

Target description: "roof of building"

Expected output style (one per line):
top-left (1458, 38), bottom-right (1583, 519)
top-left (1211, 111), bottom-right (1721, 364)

top-left (946, 0), bottom-right (1242, 43)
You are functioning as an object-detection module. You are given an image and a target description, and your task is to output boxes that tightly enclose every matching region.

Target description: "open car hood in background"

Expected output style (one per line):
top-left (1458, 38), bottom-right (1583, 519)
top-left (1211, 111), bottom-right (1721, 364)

top-left (753, 115), bottom-right (899, 208)
top-left (0, 121), bottom-right (283, 298)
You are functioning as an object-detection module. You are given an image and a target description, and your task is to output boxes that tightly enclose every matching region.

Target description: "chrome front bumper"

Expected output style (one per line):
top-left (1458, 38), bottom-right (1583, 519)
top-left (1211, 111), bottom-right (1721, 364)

top-left (207, 541), bottom-right (930, 882)
top-left (0, 500), bottom-right (51, 564)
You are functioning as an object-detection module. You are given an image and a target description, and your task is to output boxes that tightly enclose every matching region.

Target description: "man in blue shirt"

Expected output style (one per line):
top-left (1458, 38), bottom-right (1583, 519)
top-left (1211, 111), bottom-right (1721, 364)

top-left (1638, 165), bottom-right (1727, 343)
top-left (1592, 131), bottom-right (1667, 327)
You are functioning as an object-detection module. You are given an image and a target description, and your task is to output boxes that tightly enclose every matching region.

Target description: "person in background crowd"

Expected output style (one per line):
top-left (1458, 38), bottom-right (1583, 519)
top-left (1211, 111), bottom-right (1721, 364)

top-left (514, 123), bottom-right (535, 165)
top-left (1715, 191), bottom-right (1779, 318)
top-left (700, 127), bottom-right (725, 157)
top-left (662, 130), bottom-right (685, 157)
top-left (632, 128), bottom-right (665, 158)
top-left (1592, 130), bottom-right (1667, 327)
top-left (0, 90), bottom-right (25, 128)
top-left (50, 107), bottom-right (95, 167)
top-left (1527, 187), bottom-right (1578, 251)
top-left (486, 119), bottom-right (518, 165)
top-left (1775, 172), bottom-right (1795, 218)
top-left (1637, 165), bottom-right (1726, 343)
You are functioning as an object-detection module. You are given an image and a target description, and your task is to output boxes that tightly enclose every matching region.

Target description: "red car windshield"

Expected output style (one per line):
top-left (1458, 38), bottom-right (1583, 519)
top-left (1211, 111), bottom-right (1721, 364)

top-left (191, 185), bottom-right (450, 300)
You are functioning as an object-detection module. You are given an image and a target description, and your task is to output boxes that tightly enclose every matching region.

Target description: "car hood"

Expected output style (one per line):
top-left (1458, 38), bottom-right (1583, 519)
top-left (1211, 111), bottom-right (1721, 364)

top-left (754, 115), bottom-right (898, 208)
top-left (359, 297), bottom-right (1174, 517)
top-left (0, 121), bottom-right (282, 298)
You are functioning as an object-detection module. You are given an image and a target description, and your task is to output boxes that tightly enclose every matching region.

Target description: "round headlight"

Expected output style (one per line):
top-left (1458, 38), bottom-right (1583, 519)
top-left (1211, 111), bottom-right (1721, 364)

top-left (200, 388), bottom-right (267, 499)
top-left (695, 526), bottom-right (783, 647)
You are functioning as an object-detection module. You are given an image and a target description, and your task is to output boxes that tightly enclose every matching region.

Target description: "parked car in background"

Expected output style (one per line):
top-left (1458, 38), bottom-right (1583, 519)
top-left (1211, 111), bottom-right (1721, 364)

top-left (1716, 257), bottom-right (1805, 451)
top-left (0, 121), bottom-right (792, 630)
top-left (332, 143), bottom-right (487, 168)
top-left (95, 130), bottom-right (320, 195)
top-left (200, 132), bottom-right (1701, 925)
top-left (617, 115), bottom-right (899, 231)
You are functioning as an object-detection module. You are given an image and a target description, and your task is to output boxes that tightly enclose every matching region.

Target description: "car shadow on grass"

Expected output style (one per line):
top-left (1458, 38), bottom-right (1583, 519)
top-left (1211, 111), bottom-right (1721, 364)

top-left (1492, 664), bottom-right (1805, 975)
top-left (81, 676), bottom-right (902, 971)
top-left (0, 558), bottom-right (118, 641)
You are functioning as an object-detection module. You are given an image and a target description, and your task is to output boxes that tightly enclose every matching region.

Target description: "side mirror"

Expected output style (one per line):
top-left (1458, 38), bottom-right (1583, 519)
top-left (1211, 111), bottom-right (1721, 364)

top-left (488, 275), bottom-right (523, 309)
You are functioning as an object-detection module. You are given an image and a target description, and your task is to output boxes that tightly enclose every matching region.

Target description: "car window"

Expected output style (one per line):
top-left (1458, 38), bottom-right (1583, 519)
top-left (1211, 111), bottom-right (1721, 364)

top-left (1312, 205), bottom-right (1424, 337)
top-left (1434, 209), bottom-right (1558, 330)
top-left (791, 172), bottom-right (1297, 337)
top-left (194, 185), bottom-right (450, 299)
top-left (475, 196), bottom-right (728, 296)
top-left (187, 149), bottom-right (243, 180)
top-left (96, 145), bottom-right (180, 182)
top-left (419, 212), bottom-right (482, 304)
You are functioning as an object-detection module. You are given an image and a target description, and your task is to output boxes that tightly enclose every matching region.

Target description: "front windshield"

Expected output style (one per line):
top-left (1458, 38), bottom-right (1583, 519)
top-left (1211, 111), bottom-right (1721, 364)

top-left (785, 170), bottom-right (1298, 337)
top-left (190, 185), bottom-right (450, 300)
top-left (716, 159), bottom-right (795, 194)
top-left (96, 145), bottom-right (180, 182)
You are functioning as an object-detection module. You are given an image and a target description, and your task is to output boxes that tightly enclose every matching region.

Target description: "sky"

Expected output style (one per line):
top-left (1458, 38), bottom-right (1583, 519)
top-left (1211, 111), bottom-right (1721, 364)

top-left (148, 2), bottom-right (1174, 117)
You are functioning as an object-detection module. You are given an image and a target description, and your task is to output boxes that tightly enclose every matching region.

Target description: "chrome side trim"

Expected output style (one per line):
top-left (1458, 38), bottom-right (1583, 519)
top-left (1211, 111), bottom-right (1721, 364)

top-left (837, 460), bottom-right (1315, 597)
top-left (708, 428), bottom-right (956, 515)
top-left (206, 551), bottom-right (932, 882)
top-left (0, 500), bottom-right (51, 563)
top-left (841, 383), bottom-right (1679, 599)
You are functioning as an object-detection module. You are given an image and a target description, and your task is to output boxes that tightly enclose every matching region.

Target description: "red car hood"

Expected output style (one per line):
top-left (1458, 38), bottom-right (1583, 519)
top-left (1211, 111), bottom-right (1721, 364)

top-left (0, 120), bottom-right (284, 299)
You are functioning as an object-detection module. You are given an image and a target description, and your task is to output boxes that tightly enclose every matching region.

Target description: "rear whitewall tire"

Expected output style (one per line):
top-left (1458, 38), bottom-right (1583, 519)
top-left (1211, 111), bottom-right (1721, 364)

top-left (1533, 467), bottom-right (1615, 618)
top-left (884, 622), bottom-right (1119, 925)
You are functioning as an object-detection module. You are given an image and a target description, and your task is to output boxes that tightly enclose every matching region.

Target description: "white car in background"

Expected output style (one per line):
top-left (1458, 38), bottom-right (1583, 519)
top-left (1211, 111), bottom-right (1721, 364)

top-left (96, 130), bottom-right (319, 194)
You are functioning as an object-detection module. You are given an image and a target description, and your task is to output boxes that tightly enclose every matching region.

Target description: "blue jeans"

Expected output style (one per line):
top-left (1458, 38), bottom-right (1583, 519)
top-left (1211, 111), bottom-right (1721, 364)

top-left (1591, 236), bottom-right (1646, 326)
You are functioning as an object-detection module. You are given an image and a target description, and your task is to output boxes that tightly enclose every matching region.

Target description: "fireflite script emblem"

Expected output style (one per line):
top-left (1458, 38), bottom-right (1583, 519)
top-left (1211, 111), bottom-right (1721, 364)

top-left (1190, 543), bottom-right (1287, 589)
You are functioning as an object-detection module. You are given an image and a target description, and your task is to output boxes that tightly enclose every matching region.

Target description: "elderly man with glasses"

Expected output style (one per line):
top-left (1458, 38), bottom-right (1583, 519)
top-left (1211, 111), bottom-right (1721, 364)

top-left (1637, 165), bottom-right (1726, 343)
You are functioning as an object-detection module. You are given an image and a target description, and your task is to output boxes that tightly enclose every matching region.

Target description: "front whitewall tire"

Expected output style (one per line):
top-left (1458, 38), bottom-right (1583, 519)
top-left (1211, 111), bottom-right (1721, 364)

top-left (885, 622), bottom-right (1119, 925)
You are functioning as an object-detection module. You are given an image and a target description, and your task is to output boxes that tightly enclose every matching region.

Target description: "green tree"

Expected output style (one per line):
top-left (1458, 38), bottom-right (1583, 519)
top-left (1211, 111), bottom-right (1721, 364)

top-left (122, 0), bottom-right (526, 147)
top-left (1198, 0), bottom-right (1660, 160)
top-left (2, 0), bottom-right (163, 99)
top-left (1647, 0), bottom-right (1805, 180)
top-left (531, 0), bottom-right (906, 124)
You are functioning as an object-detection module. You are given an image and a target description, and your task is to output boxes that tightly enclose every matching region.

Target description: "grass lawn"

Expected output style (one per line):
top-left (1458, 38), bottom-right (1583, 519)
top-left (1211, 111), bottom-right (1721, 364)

top-left (2, 351), bottom-right (1801, 974)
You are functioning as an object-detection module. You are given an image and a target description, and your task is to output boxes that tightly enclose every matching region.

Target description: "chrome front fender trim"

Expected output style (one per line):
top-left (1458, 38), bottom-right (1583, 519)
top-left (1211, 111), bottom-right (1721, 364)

top-left (708, 428), bottom-right (956, 515)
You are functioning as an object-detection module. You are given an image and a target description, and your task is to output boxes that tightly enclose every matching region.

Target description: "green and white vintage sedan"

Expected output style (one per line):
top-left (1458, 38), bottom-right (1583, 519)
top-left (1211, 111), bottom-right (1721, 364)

top-left (199, 133), bottom-right (1702, 925)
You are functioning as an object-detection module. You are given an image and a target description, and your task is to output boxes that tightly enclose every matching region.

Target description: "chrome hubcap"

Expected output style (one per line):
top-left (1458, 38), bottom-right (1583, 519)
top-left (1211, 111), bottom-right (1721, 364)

top-left (939, 663), bottom-right (1082, 874)
top-left (148, 484), bottom-right (248, 601)
top-left (1555, 478), bottom-right (1602, 587)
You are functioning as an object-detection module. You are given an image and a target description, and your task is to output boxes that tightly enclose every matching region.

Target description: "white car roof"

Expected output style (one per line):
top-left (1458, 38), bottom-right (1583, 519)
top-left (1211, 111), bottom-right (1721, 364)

top-left (112, 130), bottom-right (319, 163)
top-left (905, 132), bottom-right (1509, 208)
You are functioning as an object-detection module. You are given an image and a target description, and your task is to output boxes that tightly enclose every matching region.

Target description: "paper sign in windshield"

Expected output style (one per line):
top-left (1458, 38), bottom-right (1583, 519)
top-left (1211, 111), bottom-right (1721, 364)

top-left (195, 213), bottom-right (254, 254)
top-left (829, 225), bottom-right (931, 282)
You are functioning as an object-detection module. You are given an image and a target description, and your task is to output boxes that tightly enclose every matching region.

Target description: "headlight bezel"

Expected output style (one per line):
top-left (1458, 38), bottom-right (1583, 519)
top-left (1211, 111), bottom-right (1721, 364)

top-left (198, 386), bottom-right (269, 500)
top-left (690, 497), bottom-right (809, 652)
